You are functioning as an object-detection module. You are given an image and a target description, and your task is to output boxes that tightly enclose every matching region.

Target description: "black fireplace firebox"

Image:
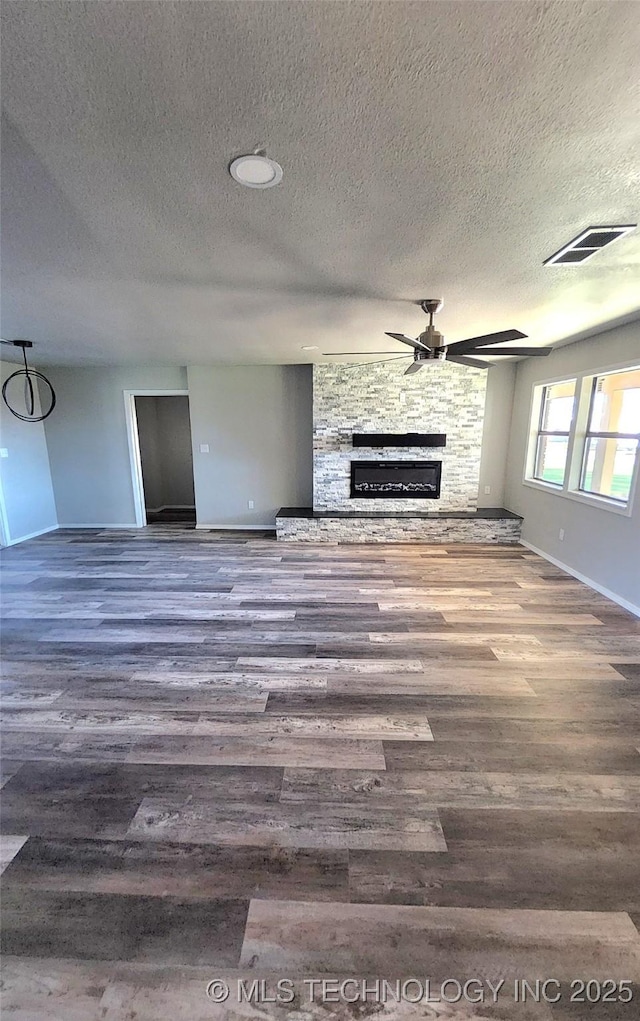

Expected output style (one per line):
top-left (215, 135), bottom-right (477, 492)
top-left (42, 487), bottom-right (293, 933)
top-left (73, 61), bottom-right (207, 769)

top-left (350, 460), bottom-right (442, 499)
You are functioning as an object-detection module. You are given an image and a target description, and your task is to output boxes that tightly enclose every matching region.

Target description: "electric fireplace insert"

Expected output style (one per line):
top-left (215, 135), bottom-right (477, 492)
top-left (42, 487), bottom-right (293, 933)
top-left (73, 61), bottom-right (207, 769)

top-left (350, 460), bottom-right (442, 499)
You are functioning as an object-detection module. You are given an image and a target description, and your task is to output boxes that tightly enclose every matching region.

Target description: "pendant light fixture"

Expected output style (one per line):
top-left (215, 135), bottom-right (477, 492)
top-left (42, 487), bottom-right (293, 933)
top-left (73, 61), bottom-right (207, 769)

top-left (1, 339), bottom-right (56, 422)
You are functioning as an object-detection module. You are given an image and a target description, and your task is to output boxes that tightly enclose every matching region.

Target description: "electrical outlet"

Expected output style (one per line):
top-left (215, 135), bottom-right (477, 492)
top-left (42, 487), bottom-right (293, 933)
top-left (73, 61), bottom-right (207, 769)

top-left (559, 528), bottom-right (565, 541)
top-left (199, 443), bottom-right (210, 454)
top-left (484, 485), bottom-right (491, 495)
top-left (248, 500), bottom-right (254, 510)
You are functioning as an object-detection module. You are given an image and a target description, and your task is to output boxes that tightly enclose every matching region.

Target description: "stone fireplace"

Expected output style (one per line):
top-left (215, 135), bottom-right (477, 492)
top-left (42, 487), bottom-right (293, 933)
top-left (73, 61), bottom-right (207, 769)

top-left (313, 360), bottom-right (487, 512)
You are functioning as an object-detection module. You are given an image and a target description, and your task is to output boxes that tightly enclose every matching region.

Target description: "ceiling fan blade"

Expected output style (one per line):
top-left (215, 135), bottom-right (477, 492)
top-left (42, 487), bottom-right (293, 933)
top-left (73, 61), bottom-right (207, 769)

top-left (321, 351), bottom-right (402, 355)
top-left (446, 329), bottom-right (527, 355)
top-left (458, 346), bottom-right (551, 357)
top-left (404, 360), bottom-right (424, 375)
top-left (385, 332), bottom-right (429, 351)
top-left (343, 356), bottom-right (413, 368)
top-left (447, 355), bottom-right (490, 369)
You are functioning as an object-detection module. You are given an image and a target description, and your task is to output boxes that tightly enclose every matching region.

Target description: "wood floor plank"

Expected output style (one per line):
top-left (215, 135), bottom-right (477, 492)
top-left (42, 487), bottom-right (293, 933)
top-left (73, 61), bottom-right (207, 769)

top-left (438, 806), bottom-right (640, 847)
top-left (50, 689), bottom-right (270, 713)
top-left (0, 888), bottom-right (248, 966)
top-left (0, 791), bottom-right (141, 841)
top-left (0, 730), bottom-right (139, 763)
top-left (236, 656), bottom-right (425, 672)
top-left (281, 767), bottom-right (640, 812)
top-left (348, 844), bottom-right (640, 911)
top-left (126, 797), bottom-right (447, 851)
top-left (1, 708), bottom-right (204, 734)
top-left (2, 837), bottom-right (349, 902)
top-left (191, 712), bottom-right (434, 740)
top-left (326, 672), bottom-right (538, 695)
top-left (239, 899), bottom-right (640, 979)
top-left (383, 737), bottom-right (640, 774)
top-left (442, 612), bottom-right (605, 626)
top-left (125, 735), bottom-right (386, 768)
top-left (130, 669), bottom-right (329, 690)
top-left (427, 717), bottom-right (640, 743)
top-left (1, 761), bottom-right (285, 804)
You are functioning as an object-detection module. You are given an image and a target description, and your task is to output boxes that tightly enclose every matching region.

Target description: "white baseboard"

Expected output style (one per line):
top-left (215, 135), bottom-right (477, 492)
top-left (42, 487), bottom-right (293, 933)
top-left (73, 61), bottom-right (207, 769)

top-left (195, 523), bottom-right (275, 531)
top-left (2, 523), bottom-right (58, 547)
top-left (521, 540), bottom-right (640, 618)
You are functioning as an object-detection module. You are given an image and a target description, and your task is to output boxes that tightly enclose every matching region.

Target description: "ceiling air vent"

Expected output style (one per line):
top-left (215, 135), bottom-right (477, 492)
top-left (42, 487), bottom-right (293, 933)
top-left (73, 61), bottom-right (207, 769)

top-left (544, 225), bottom-right (636, 266)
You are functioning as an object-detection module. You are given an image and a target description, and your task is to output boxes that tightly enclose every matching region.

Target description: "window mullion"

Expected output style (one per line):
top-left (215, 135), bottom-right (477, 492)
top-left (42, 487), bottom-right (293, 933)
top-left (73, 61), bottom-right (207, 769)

top-left (566, 375), bottom-right (591, 494)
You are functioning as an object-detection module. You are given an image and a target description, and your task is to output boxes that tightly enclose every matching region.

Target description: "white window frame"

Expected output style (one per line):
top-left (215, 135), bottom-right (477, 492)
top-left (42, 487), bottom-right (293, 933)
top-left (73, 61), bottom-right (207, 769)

top-left (526, 377), bottom-right (577, 489)
top-left (524, 359), bottom-right (640, 518)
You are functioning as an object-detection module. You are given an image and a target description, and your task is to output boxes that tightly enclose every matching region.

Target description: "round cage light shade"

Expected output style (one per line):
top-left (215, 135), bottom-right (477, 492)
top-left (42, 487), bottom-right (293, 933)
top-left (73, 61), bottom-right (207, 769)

top-left (1, 340), bottom-right (56, 421)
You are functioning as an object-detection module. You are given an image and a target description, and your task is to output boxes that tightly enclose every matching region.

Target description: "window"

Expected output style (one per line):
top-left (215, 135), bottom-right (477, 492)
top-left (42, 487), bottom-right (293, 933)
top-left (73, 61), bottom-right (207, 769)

top-left (532, 380), bottom-right (576, 486)
top-left (580, 369), bottom-right (640, 503)
top-left (526, 363), bottom-right (640, 512)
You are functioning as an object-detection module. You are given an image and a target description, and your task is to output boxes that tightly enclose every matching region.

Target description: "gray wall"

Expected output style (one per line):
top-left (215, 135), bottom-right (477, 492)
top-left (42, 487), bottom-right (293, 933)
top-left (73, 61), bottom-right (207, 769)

top-left (136, 396), bottom-right (195, 510)
top-left (504, 321), bottom-right (640, 611)
top-left (0, 360), bottom-right (58, 544)
top-left (42, 363), bottom-right (310, 529)
top-left (35, 358), bottom-right (513, 532)
top-left (43, 366), bottom-right (187, 525)
top-left (187, 365), bottom-right (313, 527)
top-left (478, 363), bottom-right (516, 508)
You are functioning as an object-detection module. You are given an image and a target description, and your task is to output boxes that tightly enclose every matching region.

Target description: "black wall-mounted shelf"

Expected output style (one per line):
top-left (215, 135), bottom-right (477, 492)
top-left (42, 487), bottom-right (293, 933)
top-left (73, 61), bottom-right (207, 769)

top-left (352, 433), bottom-right (446, 448)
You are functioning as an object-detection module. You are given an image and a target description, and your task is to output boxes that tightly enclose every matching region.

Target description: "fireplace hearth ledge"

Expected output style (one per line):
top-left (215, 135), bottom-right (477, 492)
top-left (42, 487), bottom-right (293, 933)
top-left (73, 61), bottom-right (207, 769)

top-left (276, 507), bottom-right (523, 543)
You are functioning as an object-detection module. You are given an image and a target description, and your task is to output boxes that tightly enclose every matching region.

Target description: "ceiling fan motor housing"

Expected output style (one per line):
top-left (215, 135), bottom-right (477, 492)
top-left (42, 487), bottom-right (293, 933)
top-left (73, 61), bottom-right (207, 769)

top-left (418, 326), bottom-right (445, 354)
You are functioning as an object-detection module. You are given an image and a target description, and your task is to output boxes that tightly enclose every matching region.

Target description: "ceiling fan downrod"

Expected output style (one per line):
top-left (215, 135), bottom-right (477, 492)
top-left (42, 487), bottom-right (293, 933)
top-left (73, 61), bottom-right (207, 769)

top-left (416, 299), bottom-right (445, 360)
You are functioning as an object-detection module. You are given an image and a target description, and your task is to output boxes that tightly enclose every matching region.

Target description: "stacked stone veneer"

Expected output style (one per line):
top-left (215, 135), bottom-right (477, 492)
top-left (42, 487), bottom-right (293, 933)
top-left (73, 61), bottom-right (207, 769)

top-left (313, 361), bottom-right (487, 512)
top-left (276, 515), bottom-right (522, 543)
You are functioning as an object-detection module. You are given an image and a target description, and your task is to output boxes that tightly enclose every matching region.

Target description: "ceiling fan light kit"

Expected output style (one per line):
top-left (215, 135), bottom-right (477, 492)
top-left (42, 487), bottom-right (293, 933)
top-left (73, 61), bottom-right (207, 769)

top-left (325, 297), bottom-right (552, 373)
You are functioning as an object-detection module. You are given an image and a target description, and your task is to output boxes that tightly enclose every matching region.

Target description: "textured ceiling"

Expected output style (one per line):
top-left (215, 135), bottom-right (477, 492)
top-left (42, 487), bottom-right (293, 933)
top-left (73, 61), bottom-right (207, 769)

top-left (1, 0), bottom-right (639, 366)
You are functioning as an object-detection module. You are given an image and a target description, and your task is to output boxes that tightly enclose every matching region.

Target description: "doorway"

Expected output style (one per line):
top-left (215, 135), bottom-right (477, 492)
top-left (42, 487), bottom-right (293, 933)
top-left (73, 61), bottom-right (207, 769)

top-left (126, 392), bottom-right (196, 525)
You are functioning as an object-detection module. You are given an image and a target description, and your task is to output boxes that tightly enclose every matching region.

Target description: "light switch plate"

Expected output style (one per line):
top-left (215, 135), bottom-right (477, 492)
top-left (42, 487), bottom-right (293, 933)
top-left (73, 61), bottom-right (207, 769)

top-left (0, 448), bottom-right (8, 458)
top-left (199, 443), bottom-right (210, 454)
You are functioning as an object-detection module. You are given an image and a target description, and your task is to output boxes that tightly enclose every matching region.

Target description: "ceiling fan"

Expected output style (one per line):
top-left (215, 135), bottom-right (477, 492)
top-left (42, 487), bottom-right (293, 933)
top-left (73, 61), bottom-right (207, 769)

top-left (324, 299), bottom-right (551, 373)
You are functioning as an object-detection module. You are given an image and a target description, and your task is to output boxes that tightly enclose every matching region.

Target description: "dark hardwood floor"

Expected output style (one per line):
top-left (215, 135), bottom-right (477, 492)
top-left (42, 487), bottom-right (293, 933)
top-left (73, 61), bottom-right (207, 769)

top-left (1, 525), bottom-right (639, 1019)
